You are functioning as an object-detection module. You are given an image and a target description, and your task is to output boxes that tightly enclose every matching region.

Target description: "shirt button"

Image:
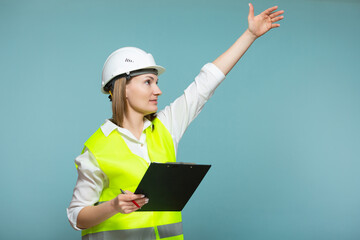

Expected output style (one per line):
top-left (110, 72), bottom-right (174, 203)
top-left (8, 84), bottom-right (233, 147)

top-left (141, 144), bottom-right (144, 147)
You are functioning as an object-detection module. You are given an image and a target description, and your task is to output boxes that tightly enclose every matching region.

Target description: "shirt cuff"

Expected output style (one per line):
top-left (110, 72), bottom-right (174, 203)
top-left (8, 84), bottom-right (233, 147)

top-left (203, 62), bottom-right (226, 82)
top-left (66, 206), bottom-right (83, 231)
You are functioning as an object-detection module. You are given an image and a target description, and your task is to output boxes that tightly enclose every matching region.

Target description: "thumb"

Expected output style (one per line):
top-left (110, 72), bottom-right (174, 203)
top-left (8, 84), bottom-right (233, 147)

top-left (248, 3), bottom-right (254, 19)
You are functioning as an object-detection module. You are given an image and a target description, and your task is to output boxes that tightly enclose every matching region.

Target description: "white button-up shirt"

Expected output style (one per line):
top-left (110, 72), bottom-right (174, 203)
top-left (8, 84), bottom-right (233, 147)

top-left (67, 63), bottom-right (225, 230)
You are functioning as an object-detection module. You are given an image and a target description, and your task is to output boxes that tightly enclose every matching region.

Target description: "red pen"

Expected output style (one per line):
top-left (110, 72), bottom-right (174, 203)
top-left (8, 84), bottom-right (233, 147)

top-left (120, 189), bottom-right (141, 208)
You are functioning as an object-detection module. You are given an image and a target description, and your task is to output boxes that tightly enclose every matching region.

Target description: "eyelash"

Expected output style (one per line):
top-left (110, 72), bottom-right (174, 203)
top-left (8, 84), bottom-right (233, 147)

top-left (145, 80), bottom-right (159, 85)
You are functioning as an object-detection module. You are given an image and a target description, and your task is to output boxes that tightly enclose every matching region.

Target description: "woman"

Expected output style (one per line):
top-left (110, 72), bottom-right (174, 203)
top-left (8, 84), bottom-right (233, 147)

top-left (67, 4), bottom-right (284, 240)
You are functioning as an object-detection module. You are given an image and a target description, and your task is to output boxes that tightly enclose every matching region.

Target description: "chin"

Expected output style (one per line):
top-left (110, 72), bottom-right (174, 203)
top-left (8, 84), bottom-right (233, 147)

top-left (150, 107), bottom-right (158, 113)
top-left (144, 109), bottom-right (158, 116)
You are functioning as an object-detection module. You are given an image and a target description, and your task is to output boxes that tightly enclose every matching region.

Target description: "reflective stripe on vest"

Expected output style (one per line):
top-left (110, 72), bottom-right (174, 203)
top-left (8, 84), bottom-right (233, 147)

top-left (82, 227), bottom-right (156, 240)
top-left (81, 118), bottom-right (183, 239)
top-left (82, 222), bottom-right (183, 240)
top-left (158, 222), bottom-right (183, 239)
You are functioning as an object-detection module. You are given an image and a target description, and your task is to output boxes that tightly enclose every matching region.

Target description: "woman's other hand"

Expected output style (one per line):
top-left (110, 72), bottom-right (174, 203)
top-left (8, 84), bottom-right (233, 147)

top-left (112, 190), bottom-right (149, 214)
top-left (247, 3), bottom-right (284, 38)
top-left (77, 191), bottom-right (149, 229)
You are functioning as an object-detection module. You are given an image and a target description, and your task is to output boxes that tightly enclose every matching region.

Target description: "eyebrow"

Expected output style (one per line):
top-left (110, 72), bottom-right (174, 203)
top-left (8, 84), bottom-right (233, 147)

top-left (145, 76), bottom-right (158, 81)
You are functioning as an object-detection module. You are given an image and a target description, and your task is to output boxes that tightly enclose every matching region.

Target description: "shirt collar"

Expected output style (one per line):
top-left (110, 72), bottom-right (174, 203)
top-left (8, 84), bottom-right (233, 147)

top-left (100, 119), bottom-right (153, 138)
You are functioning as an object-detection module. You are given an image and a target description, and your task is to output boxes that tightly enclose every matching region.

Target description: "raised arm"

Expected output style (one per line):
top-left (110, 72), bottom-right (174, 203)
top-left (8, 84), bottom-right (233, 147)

top-left (213, 3), bottom-right (284, 76)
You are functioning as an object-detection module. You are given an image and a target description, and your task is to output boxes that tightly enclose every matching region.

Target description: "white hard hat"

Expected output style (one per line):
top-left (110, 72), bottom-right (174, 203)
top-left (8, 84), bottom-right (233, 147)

top-left (101, 47), bottom-right (165, 94)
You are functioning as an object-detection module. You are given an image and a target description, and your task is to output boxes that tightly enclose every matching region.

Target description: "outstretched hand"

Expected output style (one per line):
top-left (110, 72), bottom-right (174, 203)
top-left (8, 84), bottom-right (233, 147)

top-left (248, 3), bottom-right (284, 38)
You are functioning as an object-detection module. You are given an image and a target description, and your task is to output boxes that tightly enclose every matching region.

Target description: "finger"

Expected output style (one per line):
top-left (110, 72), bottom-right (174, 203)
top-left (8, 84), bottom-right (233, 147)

top-left (116, 201), bottom-right (135, 214)
top-left (120, 200), bottom-right (144, 213)
top-left (271, 16), bottom-right (284, 23)
top-left (263, 6), bottom-right (278, 15)
top-left (127, 198), bottom-right (148, 210)
top-left (271, 23), bottom-right (281, 28)
top-left (126, 199), bottom-right (148, 212)
top-left (269, 10), bottom-right (284, 19)
top-left (120, 193), bottom-right (145, 202)
top-left (123, 190), bottom-right (146, 200)
top-left (123, 209), bottom-right (133, 214)
top-left (248, 3), bottom-right (254, 19)
top-left (136, 198), bottom-right (149, 207)
top-left (123, 205), bottom-right (139, 214)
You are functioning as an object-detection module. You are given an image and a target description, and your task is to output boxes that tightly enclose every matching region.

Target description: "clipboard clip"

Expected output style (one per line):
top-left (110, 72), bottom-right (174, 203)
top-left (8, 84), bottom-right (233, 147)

top-left (165, 162), bottom-right (196, 168)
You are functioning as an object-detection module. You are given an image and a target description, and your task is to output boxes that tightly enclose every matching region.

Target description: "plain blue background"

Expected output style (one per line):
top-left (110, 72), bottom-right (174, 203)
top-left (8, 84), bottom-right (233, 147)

top-left (1, 0), bottom-right (359, 239)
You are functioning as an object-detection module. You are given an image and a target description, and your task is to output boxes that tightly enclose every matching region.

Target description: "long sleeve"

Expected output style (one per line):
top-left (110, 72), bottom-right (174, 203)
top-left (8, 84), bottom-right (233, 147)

top-left (157, 63), bottom-right (225, 152)
top-left (67, 148), bottom-right (107, 230)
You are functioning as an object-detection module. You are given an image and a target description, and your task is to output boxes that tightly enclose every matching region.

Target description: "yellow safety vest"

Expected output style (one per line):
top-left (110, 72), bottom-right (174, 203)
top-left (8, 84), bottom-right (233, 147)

top-left (81, 118), bottom-right (183, 240)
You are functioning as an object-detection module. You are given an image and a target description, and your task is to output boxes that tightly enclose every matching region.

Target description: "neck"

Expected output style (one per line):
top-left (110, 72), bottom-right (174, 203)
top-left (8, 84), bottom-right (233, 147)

top-left (122, 111), bottom-right (145, 140)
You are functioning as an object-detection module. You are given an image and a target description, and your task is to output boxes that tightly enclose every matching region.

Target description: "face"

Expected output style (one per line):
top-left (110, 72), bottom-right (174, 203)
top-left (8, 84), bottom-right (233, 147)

top-left (125, 73), bottom-right (162, 116)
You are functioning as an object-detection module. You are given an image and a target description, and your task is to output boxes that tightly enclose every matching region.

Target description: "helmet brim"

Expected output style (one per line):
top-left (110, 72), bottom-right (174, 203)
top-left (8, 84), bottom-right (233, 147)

top-left (101, 65), bottom-right (166, 94)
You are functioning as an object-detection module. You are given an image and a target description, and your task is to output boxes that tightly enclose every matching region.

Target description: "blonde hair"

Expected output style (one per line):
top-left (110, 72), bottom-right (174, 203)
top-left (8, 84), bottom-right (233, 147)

top-left (110, 77), bottom-right (156, 127)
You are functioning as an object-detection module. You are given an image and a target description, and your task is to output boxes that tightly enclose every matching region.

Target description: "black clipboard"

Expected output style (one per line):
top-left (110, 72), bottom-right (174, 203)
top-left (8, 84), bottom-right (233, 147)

top-left (134, 162), bottom-right (211, 211)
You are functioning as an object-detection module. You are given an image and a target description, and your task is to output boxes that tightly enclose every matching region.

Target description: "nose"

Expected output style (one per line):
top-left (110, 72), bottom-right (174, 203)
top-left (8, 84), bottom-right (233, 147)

top-left (153, 84), bottom-right (162, 96)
